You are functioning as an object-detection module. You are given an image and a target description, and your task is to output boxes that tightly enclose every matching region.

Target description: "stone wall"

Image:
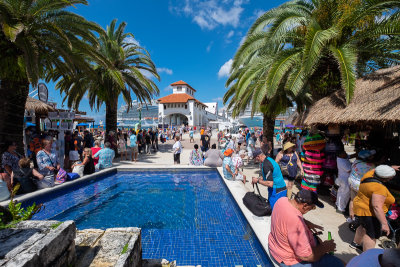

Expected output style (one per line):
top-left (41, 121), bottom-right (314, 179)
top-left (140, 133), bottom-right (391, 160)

top-left (0, 221), bottom-right (142, 267)
top-left (0, 220), bottom-right (76, 267)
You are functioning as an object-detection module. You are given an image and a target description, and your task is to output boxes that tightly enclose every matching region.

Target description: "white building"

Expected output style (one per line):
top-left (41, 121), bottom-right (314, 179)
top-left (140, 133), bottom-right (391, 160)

top-left (158, 81), bottom-right (219, 128)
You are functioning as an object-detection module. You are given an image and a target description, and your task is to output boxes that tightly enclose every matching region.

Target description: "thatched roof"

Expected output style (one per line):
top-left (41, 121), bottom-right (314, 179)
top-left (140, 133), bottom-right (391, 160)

top-left (25, 97), bottom-right (55, 115)
top-left (295, 66), bottom-right (400, 126)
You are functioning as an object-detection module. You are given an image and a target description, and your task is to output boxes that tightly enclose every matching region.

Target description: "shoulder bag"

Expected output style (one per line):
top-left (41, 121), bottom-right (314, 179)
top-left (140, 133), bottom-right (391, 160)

top-left (243, 183), bottom-right (272, 217)
top-left (279, 154), bottom-right (293, 177)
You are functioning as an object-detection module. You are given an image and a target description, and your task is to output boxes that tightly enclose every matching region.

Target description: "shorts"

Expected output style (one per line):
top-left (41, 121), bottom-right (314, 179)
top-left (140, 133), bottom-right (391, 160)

top-left (284, 175), bottom-right (296, 182)
top-left (131, 146), bottom-right (138, 153)
top-left (356, 216), bottom-right (382, 239)
top-left (174, 153), bottom-right (181, 164)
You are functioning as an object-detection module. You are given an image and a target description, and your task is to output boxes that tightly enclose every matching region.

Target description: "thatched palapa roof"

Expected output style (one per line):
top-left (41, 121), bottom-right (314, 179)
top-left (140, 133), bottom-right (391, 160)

top-left (25, 97), bottom-right (56, 115)
top-left (295, 66), bottom-right (400, 126)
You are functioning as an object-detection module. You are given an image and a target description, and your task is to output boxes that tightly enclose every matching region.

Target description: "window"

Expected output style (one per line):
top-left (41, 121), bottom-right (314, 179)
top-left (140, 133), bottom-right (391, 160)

top-left (185, 104), bottom-right (187, 109)
top-left (177, 86), bottom-right (182, 91)
top-left (164, 105), bottom-right (166, 109)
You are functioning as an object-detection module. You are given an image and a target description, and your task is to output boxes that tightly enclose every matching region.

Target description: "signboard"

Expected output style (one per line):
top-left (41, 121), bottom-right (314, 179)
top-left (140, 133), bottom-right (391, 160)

top-left (38, 83), bottom-right (48, 103)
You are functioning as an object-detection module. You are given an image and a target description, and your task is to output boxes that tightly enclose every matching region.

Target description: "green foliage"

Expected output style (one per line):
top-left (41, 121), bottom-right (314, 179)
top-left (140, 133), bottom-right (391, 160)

top-left (50, 222), bottom-right (62, 229)
top-left (54, 19), bottom-right (160, 132)
top-left (121, 242), bottom-right (129, 254)
top-left (0, 184), bottom-right (43, 230)
top-left (224, 0), bottom-right (400, 124)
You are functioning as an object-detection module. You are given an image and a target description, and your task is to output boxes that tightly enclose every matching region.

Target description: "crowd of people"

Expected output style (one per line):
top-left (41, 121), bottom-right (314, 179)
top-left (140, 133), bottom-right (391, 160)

top-left (0, 126), bottom-right (175, 201)
top-left (181, 127), bottom-right (400, 266)
top-left (1, 124), bottom-right (400, 266)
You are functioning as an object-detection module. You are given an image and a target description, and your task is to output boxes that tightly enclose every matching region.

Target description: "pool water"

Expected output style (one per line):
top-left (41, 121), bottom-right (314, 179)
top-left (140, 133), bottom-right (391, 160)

top-left (27, 170), bottom-right (272, 266)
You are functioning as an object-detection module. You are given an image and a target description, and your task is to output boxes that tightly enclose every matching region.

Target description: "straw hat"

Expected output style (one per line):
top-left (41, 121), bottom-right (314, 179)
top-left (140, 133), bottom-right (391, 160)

top-left (283, 142), bottom-right (295, 151)
top-left (224, 148), bottom-right (234, 156)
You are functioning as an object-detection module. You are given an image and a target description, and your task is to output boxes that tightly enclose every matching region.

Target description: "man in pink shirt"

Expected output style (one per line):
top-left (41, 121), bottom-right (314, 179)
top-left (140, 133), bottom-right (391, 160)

top-left (268, 189), bottom-right (344, 267)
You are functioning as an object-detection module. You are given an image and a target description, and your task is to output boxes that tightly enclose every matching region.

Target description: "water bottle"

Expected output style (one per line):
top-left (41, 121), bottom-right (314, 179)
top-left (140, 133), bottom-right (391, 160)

top-left (328, 231), bottom-right (334, 255)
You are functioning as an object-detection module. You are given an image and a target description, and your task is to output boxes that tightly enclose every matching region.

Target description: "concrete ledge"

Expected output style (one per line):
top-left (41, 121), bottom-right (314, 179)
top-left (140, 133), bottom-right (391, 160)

top-left (216, 167), bottom-right (276, 266)
top-left (0, 168), bottom-right (117, 207)
top-left (0, 220), bottom-right (76, 267)
top-left (75, 227), bottom-right (141, 267)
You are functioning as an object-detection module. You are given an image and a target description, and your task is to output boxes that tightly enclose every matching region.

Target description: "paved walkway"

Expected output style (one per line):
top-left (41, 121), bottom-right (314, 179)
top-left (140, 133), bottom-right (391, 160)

top-left (113, 131), bottom-right (365, 263)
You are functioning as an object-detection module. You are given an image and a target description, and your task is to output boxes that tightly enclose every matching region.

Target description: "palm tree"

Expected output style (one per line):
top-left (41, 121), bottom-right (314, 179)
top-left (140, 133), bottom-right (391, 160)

top-left (56, 19), bottom-right (160, 134)
top-left (243, 0), bottom-right (400, 103)
top-left (0, 0), bottom-right (105, 149)
top-left (224, 0), bottom-right (400, 142)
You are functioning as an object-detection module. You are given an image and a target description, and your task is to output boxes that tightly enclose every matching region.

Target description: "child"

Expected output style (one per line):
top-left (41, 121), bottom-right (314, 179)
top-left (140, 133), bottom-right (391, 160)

top-left (118, 134), bottom-right (127, 160)
top-left (189, 128), bottom-right (194, 143)
top-left (173, 136), bottom-right (182, 164)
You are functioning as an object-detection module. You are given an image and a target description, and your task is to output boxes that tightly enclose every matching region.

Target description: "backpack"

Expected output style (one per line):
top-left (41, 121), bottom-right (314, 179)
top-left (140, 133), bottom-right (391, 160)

top-left (243, 183), bottom-right (272, 217)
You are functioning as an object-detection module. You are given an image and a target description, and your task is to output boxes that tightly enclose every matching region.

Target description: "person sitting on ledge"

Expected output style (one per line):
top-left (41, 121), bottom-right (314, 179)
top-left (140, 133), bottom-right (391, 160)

top-left (12, 157), bottom-right (42, 194)
top-left (204, 144), bottom-right (223, 167)
top-left (268, 190), bottom-right (344, 267)
top-left (93, 142), bottom-right (115, 171)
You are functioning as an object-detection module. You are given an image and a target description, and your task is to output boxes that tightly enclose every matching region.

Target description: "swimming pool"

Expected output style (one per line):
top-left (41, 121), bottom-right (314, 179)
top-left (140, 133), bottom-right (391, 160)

top-left (25, 170), bottom-right (272, 266)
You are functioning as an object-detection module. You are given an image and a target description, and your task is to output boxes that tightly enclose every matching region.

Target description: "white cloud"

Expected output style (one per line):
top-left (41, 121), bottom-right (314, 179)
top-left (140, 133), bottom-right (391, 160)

top-left (253, 9), bottom-right (266, 19)
top-left (206, 41), bottom-right (213, 52)
top-left (124, 36), bottom-right (140, 46)
top-left (213, 97), bottom-right (223, 101)
top-left (164, 85), bottom-right (173, 92)
top-left (218, 59), bottom-right (233, 78)
top-left (140, 69), bottom-right (154, 79)
top-left (239, 35), bottom-right (246, 46)
top-left (227, 30), bottom-right (234, 39)
top-left (157, 68), bottom-right (173, 75)
top-left (170, 0), bottom-right (248, 30)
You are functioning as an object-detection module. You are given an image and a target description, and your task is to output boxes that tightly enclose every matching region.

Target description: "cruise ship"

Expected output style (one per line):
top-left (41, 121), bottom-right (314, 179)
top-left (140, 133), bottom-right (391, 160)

top-left (117, 100), bottom-right (159, 128)
top-left (232, 107), bottom-right (296, 130)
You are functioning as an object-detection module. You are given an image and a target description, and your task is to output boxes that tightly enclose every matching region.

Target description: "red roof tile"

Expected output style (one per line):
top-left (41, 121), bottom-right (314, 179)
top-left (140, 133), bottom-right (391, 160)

top-left (170, 80), bottom-right (196, 92)
top-left (158, 93), bottom-right (206, 106)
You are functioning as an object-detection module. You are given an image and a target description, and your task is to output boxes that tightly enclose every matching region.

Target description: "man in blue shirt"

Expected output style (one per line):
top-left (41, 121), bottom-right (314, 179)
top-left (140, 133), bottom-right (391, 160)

top-left (94, 142), bottom-right (115, 170)
top-left (252, 143), bottom-right (287, 210)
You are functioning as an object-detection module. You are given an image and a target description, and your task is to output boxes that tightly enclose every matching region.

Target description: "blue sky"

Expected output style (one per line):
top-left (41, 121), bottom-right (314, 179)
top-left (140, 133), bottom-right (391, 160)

top-left (37, 0), bottom-right (287, 123)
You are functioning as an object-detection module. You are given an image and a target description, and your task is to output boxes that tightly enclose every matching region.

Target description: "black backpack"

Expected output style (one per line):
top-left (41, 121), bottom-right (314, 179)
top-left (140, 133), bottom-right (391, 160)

top-left (243, 183), bottom-right (272, 217)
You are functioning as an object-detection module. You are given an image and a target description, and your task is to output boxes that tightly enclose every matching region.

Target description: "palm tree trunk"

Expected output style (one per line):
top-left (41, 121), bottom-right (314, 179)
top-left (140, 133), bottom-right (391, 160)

top-left (262, 113), bottom-right (276, 151)
top-left (105, 97), bottom-right (118, 134)
top-left (0, 79), bottom-right (29, 154)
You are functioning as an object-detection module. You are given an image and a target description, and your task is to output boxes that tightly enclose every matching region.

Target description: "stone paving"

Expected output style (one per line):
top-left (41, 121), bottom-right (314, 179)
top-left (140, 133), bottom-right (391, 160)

top-left (113, 131), bottom-right (364, 264)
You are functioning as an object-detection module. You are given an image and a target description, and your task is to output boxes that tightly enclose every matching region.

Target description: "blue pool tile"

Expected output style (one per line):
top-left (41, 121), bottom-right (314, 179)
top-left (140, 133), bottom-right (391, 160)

top-left (26, 170), bottom-right (273, 267)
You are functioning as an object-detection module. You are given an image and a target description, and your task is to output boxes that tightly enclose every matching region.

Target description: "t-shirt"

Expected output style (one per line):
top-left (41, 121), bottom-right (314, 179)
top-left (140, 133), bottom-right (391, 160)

top-left (346, 248), bottom-right (382, 267)
top-left (337, 157), bottom-right (351, 183)
top-left (268, 197), bottom-right (316, 265)
top-left (223, 156), bottom-right (235, 180)
top-left (348, 159), bottom-right (375, 191)
top-left (262, 157), bottom-right (287, 190)
top-left (201, 134), bottom-right (210, 148)
top-left (172, 141), bottom-right (182, 154)
top-left (354, 170), bottom-right (395, 216)
top-left (129, 135), bottom-right (137, 147)
top-left (204, 149), bottom-right (224, 167)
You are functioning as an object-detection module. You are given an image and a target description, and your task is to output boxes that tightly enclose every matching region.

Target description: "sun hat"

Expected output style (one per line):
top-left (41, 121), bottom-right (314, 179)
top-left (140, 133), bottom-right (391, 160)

top-left (224, 148), bottom-right (234, 156)
top-left (295, 189), bottom-right (324, 208)
top-left (375, 165), bottom-right (396, 179)
top-left (358, 149), bottom-right (376, 160)
top-left (283, 142), bottom-right (295, 151)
